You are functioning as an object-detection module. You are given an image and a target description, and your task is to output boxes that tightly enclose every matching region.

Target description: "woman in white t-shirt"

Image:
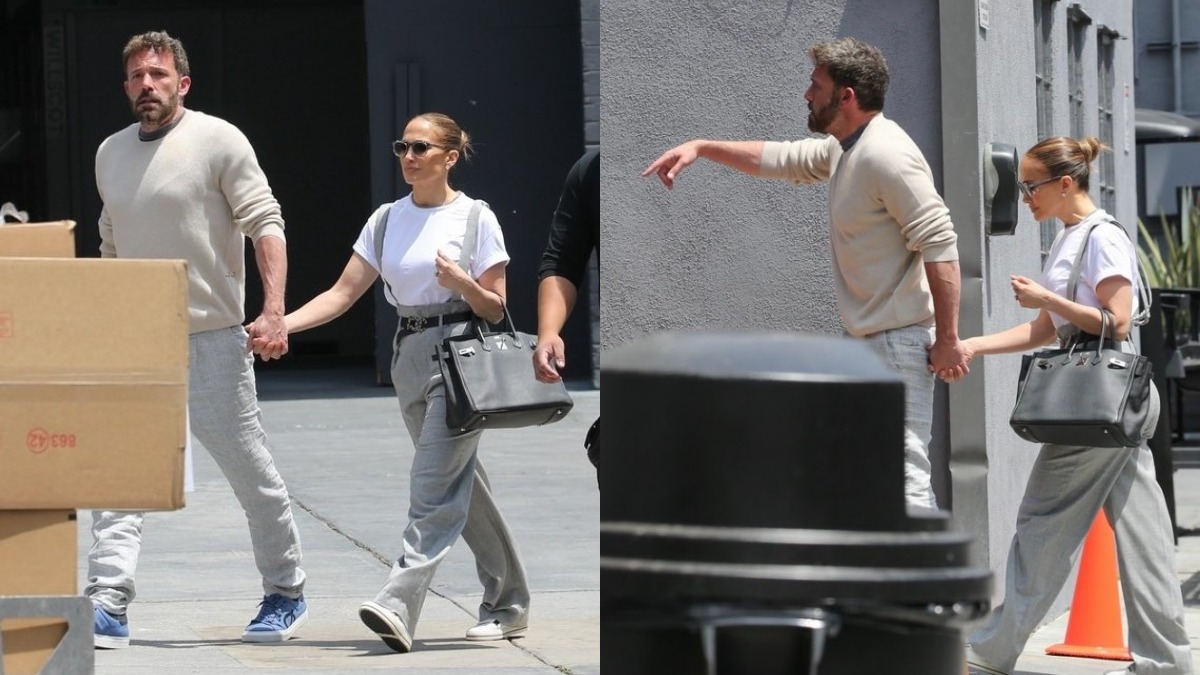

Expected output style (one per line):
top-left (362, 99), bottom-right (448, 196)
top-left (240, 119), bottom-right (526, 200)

top-left (952, 137), bottom-right (1192, 675)
top-left (271, 113), bottom-right (530, 653)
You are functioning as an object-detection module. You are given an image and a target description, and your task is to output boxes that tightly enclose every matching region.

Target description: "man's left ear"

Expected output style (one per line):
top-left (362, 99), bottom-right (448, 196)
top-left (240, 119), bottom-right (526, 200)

top-left (178, 75), bottom-right (192, 97)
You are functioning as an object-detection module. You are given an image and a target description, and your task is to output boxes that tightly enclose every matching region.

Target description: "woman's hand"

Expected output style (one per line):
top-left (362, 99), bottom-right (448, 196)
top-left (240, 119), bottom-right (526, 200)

top-left (434, 250), bottom-right (472, 293)
top-left (1011, 275), bottom-right (1054, 309)
top-left (930, 337), bottom-right (978, 383)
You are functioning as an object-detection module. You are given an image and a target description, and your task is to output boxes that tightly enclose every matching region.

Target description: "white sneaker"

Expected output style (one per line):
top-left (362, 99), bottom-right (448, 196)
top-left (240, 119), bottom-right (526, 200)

top-left (464, 619), bottom-right (527, 641)
top-left (358, 601), bottom-right (412, 653)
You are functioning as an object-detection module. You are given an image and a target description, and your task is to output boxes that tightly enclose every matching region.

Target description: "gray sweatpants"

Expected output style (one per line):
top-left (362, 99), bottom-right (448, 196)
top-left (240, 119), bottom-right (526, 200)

top-left (86, 326), bottom-right (306, 613)
top-left (372, 302), bottom-right (529, 637)
top-left (969, 391), bottom-right (1193, 675)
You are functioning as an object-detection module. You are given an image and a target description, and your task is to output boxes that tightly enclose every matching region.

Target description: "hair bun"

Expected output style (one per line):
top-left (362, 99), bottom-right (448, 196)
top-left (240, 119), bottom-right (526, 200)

top-left (1077, 136), bottom-right (1106, 164)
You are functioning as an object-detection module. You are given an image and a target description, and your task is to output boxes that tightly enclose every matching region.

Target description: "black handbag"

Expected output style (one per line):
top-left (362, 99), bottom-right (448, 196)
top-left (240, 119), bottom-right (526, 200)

top-left (436, 306), bottom-right (574, 432)
top-left (1009, 218), bottom-right (1154, 448)
top-left (1010, 312), bottom-right (1153, 447)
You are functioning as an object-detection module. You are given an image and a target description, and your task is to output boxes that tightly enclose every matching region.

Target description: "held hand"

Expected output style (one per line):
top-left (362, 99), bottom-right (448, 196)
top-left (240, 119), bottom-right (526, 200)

top-left (533, 334), bottom-right (567, 383)
top-left (929, 338), bottom-right (978, 383)
top-left (1011, 275), bottom-right (1052, 309)
top-left (641, 141), bottom-right (700, 190)
top-left (248, 335), bottom-right (271, 355)
top-left (245, 312), bottom-right (289, 361)
top-left (434, 250), bottom-right (471, 292)
top-left (927, 337), bottom-right (970, 383)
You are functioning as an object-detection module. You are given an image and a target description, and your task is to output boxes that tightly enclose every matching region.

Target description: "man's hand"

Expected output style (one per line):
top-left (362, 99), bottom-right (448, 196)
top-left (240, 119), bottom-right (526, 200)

top-left (927, 337), bottom-right (970, 383)
top-left (533, 334), bottom-right (567, 383)
top-left (641, 141), bottom-right (702, 190)
top-left (245, 312), bottom-right (289, 361)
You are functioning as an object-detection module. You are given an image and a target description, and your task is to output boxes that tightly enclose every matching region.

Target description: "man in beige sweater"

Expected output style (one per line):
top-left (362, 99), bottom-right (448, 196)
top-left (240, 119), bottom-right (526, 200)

top-left (643, 37), bottom-right (967, 510)
top-left (89, 30), bottom-right (307, 648)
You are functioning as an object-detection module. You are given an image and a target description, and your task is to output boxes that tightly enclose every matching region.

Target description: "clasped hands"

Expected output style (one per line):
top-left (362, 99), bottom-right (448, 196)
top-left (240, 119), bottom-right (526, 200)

top-left (929, 275), bottom-right (1051, 383)
top-left (246, 312), bottom-right (288, 361)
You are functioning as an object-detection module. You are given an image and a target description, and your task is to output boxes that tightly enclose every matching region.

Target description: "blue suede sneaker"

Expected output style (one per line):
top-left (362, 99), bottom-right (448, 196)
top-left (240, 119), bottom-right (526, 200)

top-left (241, 594), bottom-right (308, 643)
top-left (93, 605), bottom-right (130, 649)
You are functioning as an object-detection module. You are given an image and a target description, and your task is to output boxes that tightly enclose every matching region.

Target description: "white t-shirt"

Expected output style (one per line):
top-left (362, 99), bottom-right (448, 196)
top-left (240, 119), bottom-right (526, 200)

top-left (352, 193), bottom-right (510, 307)
top-left (1040, 209), bottom-right (1140, 332)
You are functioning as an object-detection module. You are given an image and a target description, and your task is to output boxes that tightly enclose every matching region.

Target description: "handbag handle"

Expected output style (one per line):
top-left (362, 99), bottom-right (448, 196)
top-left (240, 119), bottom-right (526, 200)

top-left (470, 302), bottom-right (523, 351)
top-left (1061, 308), bottom-right (1113, 365)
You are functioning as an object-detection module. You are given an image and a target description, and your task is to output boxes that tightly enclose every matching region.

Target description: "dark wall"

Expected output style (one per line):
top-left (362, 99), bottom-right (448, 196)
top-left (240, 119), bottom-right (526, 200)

top-left (363, 0), bottom-right (587, 383)
top-left (39, 0), bottom-right (375, 362)
top-left (10, 0), bottom-right (587, 378)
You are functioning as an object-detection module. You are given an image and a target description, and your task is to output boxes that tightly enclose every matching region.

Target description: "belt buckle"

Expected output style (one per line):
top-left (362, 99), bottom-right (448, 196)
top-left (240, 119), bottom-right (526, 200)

top-left (403, 316), bottom-right (428, 333)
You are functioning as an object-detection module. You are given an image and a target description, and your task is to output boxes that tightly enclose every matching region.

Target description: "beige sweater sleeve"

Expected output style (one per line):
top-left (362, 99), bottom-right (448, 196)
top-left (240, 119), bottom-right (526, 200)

top-left (865, 139), bottom-right (958, 263)
top-left (759, 136), bottom-right (842, 184)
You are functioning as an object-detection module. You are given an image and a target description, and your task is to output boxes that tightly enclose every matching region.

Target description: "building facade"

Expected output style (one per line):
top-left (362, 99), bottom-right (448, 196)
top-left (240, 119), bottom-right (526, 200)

top-left (601, 0), bottom-right (1137, 620)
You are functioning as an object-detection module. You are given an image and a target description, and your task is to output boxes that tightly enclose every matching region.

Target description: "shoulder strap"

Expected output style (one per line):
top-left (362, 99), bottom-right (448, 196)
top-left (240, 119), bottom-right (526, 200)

top-left (372, 204), bottom-right (396, 305)
top-left (459, 199), bottom-right (483, 271)
top-left (453, 199), bottom-right (484, 302)
top-left (1066, 216), bottom-right (1151, 328)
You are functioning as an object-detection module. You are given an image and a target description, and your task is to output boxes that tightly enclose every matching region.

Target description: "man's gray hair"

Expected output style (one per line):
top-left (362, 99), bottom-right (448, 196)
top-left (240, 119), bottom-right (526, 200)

top-left (122, 30), bottom-right (190, 77)
top-left (809, 37), bottom-right (889, 112)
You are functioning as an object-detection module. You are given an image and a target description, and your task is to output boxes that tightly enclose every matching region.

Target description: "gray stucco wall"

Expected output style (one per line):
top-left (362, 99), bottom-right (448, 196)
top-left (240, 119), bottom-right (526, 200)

top-left (601, 0), bottom-right (941, 348)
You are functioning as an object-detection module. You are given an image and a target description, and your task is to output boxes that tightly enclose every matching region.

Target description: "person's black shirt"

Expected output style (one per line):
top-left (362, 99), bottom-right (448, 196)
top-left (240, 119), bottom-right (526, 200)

top-left (537, 148), bottom-right (599, 286)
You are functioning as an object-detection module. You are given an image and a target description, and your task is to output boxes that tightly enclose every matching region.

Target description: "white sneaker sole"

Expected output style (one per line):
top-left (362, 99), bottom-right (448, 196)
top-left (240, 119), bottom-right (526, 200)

top-left (359, 601), bottom-right (412, 653)
top-left (241, 608), bottom-right (309, 643)
top-left (465, 624), bottom-right (528, 641)
top-left (94, 634), bottom-right (130, 650)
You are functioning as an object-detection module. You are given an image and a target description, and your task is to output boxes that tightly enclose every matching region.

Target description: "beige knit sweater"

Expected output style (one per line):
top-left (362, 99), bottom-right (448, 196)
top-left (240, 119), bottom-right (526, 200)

top-left (760, 114), bottom-right (958, 337)
top-left (96, 110), bottom-right (286, 334)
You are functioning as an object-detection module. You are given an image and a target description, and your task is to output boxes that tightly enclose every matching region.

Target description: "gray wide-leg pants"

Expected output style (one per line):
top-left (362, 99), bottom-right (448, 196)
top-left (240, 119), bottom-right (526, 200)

top-left (970, 390), bottom-right (1192, 675)
top-left (372, 303), bottom-right (529, 637)
top-left (86, 326), bottom-right (306, 613)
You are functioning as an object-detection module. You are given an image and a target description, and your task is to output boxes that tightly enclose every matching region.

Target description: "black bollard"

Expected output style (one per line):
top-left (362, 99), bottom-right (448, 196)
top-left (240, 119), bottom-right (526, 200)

top-left (601, 332), bottom-right (992, 675)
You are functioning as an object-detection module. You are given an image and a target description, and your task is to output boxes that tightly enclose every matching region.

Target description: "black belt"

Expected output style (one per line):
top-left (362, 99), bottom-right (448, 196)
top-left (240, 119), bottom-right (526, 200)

top-left (397, 311), bottom-right (474, 338)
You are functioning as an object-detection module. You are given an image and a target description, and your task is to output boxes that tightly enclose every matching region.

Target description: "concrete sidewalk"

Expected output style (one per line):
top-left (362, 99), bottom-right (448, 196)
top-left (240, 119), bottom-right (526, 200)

top-left (83, 365), bottom-right (599, 674)
top-left (1006, 460), bottom-right (1200, 674)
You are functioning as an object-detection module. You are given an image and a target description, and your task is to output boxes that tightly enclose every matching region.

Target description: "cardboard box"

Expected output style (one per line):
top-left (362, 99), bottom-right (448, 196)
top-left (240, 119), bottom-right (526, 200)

top-left (0, 258), bottom-right (188, 510)
top-left (0, 222), bottom-right (76, 258)
top-left (0, 510), bottom-right (77, 675)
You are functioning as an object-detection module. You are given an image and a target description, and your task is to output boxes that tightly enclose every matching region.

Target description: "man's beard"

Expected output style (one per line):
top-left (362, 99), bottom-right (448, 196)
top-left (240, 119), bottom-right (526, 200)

top-left (807, 95), bottom-right (839, 133)
top-left (130, 91), bottom-right (179, 127)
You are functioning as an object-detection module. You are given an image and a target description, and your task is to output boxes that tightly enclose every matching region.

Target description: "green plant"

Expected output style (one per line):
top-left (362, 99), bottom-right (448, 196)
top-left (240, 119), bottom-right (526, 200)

top-left (1138, 186), bottom-right (1199, 289)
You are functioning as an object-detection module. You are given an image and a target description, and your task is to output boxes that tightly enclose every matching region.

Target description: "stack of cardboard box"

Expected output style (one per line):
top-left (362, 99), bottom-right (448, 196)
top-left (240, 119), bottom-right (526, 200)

top-left (0, 221), bottom-right (188, 674)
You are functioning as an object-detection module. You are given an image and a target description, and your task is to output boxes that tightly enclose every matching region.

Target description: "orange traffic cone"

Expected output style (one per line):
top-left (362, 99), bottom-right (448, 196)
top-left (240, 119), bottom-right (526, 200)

top-left (1045, 510), bottom-right (1132, 661)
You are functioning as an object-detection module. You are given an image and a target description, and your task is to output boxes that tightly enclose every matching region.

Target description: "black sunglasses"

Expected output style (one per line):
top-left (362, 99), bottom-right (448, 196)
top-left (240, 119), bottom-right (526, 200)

top-left (1017, 176), bottom-right (1060, 199)
top-left (392, 140), bottom-right (446, 158)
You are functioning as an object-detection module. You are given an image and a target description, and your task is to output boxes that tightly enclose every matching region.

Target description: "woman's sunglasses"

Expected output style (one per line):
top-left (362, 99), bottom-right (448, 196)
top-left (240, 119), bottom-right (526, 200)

top-left (392, 140), bottom-right (446, 158)
top-left (1017, 176), bottom-right (1060, 199)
